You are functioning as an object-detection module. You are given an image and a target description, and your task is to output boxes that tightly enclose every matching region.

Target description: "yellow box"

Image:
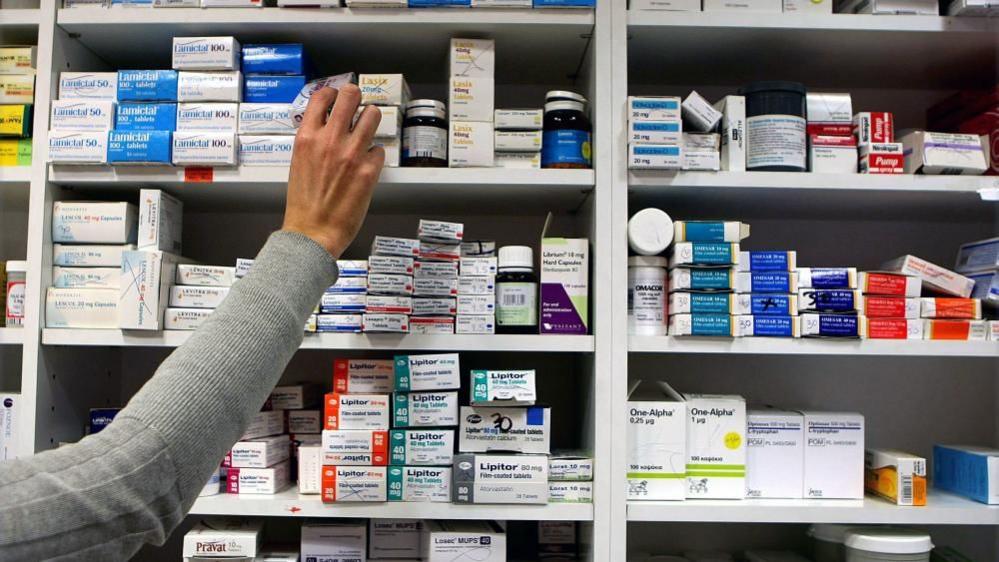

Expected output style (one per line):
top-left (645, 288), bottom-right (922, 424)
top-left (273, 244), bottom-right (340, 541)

top-left (0, 138), bottom-right (32, 166)
top-left (0, 105), bottom-right (31, 137)
top-left (864, 448), bottom-right (927, 506)
top-left (0, 47), bottom-right (36, 75)
top-left (0, 74), bottom-right (34, 104)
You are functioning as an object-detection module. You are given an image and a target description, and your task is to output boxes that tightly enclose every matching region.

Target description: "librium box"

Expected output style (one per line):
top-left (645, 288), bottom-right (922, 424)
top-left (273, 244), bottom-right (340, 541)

top-left (388, 466), bottom-right (452, 502)
top-left (452, 453), bottom-right (549, 504)
top-left (459, 405), bottom-right (551, 454)
top-left (390, 429), bottom-right (455, 465)
top-left (393, 391), bottom-right (459, 427)
top-left (541, 235), bottom-right (589, 334)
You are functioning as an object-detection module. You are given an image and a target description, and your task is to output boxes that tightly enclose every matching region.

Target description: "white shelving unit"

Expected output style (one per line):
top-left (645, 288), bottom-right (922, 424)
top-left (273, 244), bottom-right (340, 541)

top-left (629, 336), bottom-right (999, 358)
top-left (0, 328), bottom-right (24, 345)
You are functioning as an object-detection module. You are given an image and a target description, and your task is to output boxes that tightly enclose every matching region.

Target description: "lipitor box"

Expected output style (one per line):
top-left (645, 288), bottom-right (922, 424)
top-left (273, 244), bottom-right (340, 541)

top-left (933, 445), bottom-right (999, 505)
top-left (359, 73), bottom-right (411, 106)
top-left (176, 264), bottom-right (236, 287)
top-left (321, 429), bottom-right (389, 455)
top-left (865, 448), bottom-right (927, 506)
top-left (333, 359), bottom-right (394, 394)
top-left (117, 70), bottom-right (178, 102)
top-left (53, 244), bottom-right (134, 267)
top-left (172, 37), bottom-right (240, 70)
top-left (239, 135), bottom-right (294, 166)
top-left (50, 100), bottom-right (116, 131)
top-left (459, 405), bottom-right (551, 454)
top-left (163, 308), bottom-right (211, 331)
top-left (389, 429), bottom-right (455, 465)
top-left (470, 369), bottom-right (537, 405)
top-left (323, 393), bottom-right (391, 430)
top-left (388, 466), bottom-right (452, 502)
top-left (107, 130), bottom-right (172, 165)
top-left (176, 102), bottom-right (239, 132)
top-left (541, 227), bottom-right (589, 334)
top-left (115, 102), bottom-right (177, 132)
top-left (172, 131), bottom-right (238, 166)
top-left (549, 454), bottom-right (594, 481)
top-left (288, 410), bottom-right (321, 434)
top-left (549, 481), bottom-right (593, 503)
top-left (228, 433), bottom-right (290, 468)
top-left (449, 38), bottom-right (495, 78)
top-left (52, 201), bottom-right (137, 244)
top-left (241, 409), bottom-right (284, 440)
top-left (881, 254), bottom-right (974, 297)
top-left (270, 383), bottom-right (320, 409)
top-left (177, 71), bottom-right (242, 102)
top-left (901, 130), bottom-right (988, 175)
top-left (138, 189), bottom-right (183, 253)
top-left (59, 72), bottom-right (118, 100)
top-left (370, 520), bottom-right (422, 558)
top-left (183, 519), bottom-right (261, 559)
top-left (801, 411), bottom-right (865, 499)
top-left (45, 288), bottom-right (119, 329)
top-left (629, 95), bottom-right (682, 122)
top-left (238, 103), bottom-right (295, 134)
top-left (685, 391), bottom-right (746, 499)
top-left (47, 130), bottom-right (109, 164)
top-left (449, 121), bottom-right (494, 167)
top-left (714, 95), bottom-right (746, 172)
top-left (394, 353), bottom-right (460, 391)
top-left (393, 391), bottom-right (459, 427)
top-left (52, 267), bottom-right (120, 289)
top-left (747, 409), bottom-right (804, 499)
top-left (452, 453), bottom-right (549, 504)
top-left (321, 466), bottom-right (388, 502)
top-left (302, 523), bottom-right (367, 560)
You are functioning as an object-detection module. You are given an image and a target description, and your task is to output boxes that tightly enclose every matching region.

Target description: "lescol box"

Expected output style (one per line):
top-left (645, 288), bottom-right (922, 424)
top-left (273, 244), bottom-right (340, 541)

top-left (389, 429), bottom-right (455, 466)
top-left (120, 250), bottom-right (188, 330)
top-left (746, 410), bottom-right (804, 499)
top-left (684, 391), bottom-right (746, 499)
top-left (459, 405), bottom-right (551, 454)
top-left (323, 393), bottom-right (390, 430)
top-left (176, 264), bottom-right (236, 287)
top-left (321, 466), bottom-right (388, 502)
top-left (801, 411), bottom-right (865, 499)
top-left (470, 369), bottom-right (537, 405)
top-left (52, 267), bottom-right (119, 289)
top-left (387, 466), bottom-right (452, 502)
top-left (392, 391), bottom-right (459, 427)
top-left (52, 202), bottom-right (137, 244)
top-left (452, 453), bottom-right (549, 504)
top-left (332, 359), bottom-right (393, 393)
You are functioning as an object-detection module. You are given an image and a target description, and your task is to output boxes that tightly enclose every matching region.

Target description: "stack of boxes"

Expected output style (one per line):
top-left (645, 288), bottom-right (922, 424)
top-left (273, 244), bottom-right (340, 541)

top-left (222, 403), bottom-right (293, 495)
top-left (680, 91), bottom-right (721, 171)
top-left (796, 264), bottom-right (863, 338)
top-left (0, 46), bottom-right (35, 166)
top-left (413, 219), bottom-right (462, 335)
top-left (928, 88), bottom-right (998, 176)
top-left (627, 95), bottom-right (682, 170)
top-left (365, 235), bottom-right (416, 334)
top-left (806, 92), bottom-right (858, 174)
top-left (958, 237), bottom-right (998, 341)
top-left (494, 108), bottom-right (543, 169)
top-left (239, 43), bottom-right (307, 166)
top-left (881, 254), bottom-right (981, 340)
top-left (456, 250), bottom-right (497, 335)
top-left (48, 72), bottom-right (117, 164)
top-left (548, 453), bottom-right (594, 504)
top-left (448, 38), bottom-right (495, 168)
top-left (165, 262), bottom-right (237, 330)
top-left (109, 69), bottom-right (177, 165)
top-left (855, 111), bottom-right (902, 175)
top-left (316, 257), bottom-right (369, 334)
top-left (738, 250), bottom-right (801, 338)
top-left (359, 73), bottom-right (408, 167)
top-left (856, 271), bottom-right (922, 340)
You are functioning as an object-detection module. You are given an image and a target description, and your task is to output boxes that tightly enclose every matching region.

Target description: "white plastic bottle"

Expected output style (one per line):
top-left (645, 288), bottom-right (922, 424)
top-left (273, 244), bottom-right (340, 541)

top-left (628, 256), bottom-right (667, 336)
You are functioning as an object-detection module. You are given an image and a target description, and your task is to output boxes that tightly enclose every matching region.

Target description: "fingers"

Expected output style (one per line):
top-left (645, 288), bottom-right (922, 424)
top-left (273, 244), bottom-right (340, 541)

top-left (301, 87), bottom-right (337, 131)
top-left (351, 106), bottom-right (383, 150)
top-left (326, 84), bottom-right (363, 137)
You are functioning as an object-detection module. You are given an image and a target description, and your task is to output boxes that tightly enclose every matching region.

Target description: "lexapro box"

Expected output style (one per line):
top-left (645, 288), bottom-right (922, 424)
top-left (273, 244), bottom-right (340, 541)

top-left (801, 411), bottom-right (865, 499)
top-left (933, 445), bottom-right (998, 505)
top-left (626, 380), bottom-right (686, 501)
top-left (452, 453), bottom-right (549, 504)
top-left (459, 406), bottom-right (551, 454)
top-left (746, 409), bottom-right (804, 499)
top-left (684, 390), bottom-right (746, 499)
top-left (424, 520), bottom-right (505, 562)
top-left (541, 215), bottom-right (589, 334)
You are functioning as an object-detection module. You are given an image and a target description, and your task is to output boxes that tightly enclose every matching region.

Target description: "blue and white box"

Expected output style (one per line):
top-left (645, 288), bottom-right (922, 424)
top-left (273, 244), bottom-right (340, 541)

top-left (172, 37), bottom-right (241, 71)
top-left (955, 237), bottom-right (999, 274)
top-left (800, 313), bottom-right (859, 338)
top-left (48, 130), bottom-right (108, 165)
top-left (117, 70), bottom-right (178, 102)
top-left (668, 268), bottom-right (734, 291)
top-left (317, 314), bottom-right (363, 333)
top-left (238, 103), bottom-right (295, 134)
top-left (933, 445), bottom-right (998, 505)
top-left (177, 71), bottom-right (242, 102)
top-left (629, 144), bottom-right (681, 170)
top-left (797, 267), bottom-right (858, 289)
top-left (176, 103), bottom-right (239, 132)
top-left (115, 103), bottom-right (177, 132)
top-left (737, 251), bottom-right (797, 272)
top-left (321, 293), bottom-right (367, 314)
top-left (327, 277), bottom-right (368, 295)
top-left (244, 75), bottom-right (306, 103)
top-left (108, 130), bottom-right (172, 165)
top-left (797, 289), bottom-right (861, 313)
top-left (967, 270), bottom-right (999, 303)
top-left (59, 72), bottom-right (118, 100)
top-left (238, 135), bottom-right (295, 166)
top-left (736, 293), bottom-right (797, 316)
top-left (533, 0), bottom-right (595, 7)
top-left (89, 408), bottom-right (121, 434)
top-left (735, 271), bottom-right (798, 293)
top-left (670, 242), bottom-right (739, 267)
top-left (629, 96), bottom-right (682, 122)
top-left (629, 121), bottom-right (682, 145)
top-left (241, 44), bottom-right (306, 75)
top-left (668, 313), bottom-right (735, 337)
top-left (735, 315), bottom-right (799, 337)
top-left (669, 292), bottom-right (736, 315)
top-left (50, 100), bottom-right (116, 131)
top-left (172, 131), bottom-right (238, 166)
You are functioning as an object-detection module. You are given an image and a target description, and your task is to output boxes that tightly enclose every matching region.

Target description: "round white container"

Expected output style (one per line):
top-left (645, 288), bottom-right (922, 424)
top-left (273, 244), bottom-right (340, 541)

top-left (628, 208), bottom-right (673, 256)
top-left (199, 468), bottom-right (222, 497)
top-left (628, 256), bottom-right (667, 336)
top-left (810, 524), bottom-right (853, 562)
top-left (844, 528), bottom-right (932, 562)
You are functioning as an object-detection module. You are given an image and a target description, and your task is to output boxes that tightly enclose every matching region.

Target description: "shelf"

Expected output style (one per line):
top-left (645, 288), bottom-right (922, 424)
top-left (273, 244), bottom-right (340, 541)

top-left (49, 166), bottom-right (594, 213)
top-left (0, 328), bottom-right (24, 345)
top-left (0, 167), bottom-right (31, 184)
top-left (627, 491), bottom-right (999, 525)
top-left (626, 12), bottom-right (997, 89)
top-left (42, 329), bottom-right (595, 353)
top-left (56, 7), bottom-right (593, 84)
top-left (0, 8), bottom-right (39, 28)
top-left (630, 336), bottom-right (998, 358)
top-left (190, 489), bottom-right (593, 520)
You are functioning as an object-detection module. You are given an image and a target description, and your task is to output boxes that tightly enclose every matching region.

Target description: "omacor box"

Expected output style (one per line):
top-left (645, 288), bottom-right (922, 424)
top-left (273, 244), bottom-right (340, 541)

top-left (163, 308), bottom-right (211, 331)
top-left (270, 383), bottom-right (320, 409)
top-left (333, 359), bottom-right (394, 394)
top-left (288, 410), bottom-right (321, 434)
top-left (138, 189), bottom-right (183, 253)
top-left (228, 434), bottom-right (290, 469)
top-left (685, 391), bottom-right (746, 499)
top-left (176, 264), bottom-right (236, 287)
top-left (176, 103), bottom-right (239, 132)
top-left (449, 38), bottom-right (495, 78)
top-left (452, 453), bottom-right (549, 504)
top-left (389, 429), bottom-right (455, 465)
top-left (881, 254), bottom-right (974, 297)
top-left (52, 267), bottom-right (119, 289)
top-left (424, 521), bottom-right (506, 562)
top-left (326, 276), bottom-right (367, 294)
top-left (45, 288), bottom-right (118, 329)
top-left (323, 393), bottom-right (391, 430)
top-left (47, 130), bottom-right (108, 165)
top-left (865, 448), bottom-right (927, 506)
top-left (241, 409), bottom-right (284, 440)
top-left (549, 454), bottom-right (594, 481)
top-left (549, 481), bottom-right (593, 503)
top-left (392, 391), bottom-right (459, 427)
top-left (172, 36), bottom-right (240, 71)
top-left (459, 405), bottom-right (551, 454)
top-left (370, 520), bottom-right (422, 558)
top-left (388, 466), bottom-right (452, 502)
top-left (933, 445), bottom-right (999, 504)
top-left (302, 522), bottom-right (367, 561)
top-left (801, 411), bottom-right (865, 499)
top-left (746, 410), bottom-right (804, 499)
top-left (321, 429), bottom-right (389, 454)
top-left (394, 353), bottom-right (461, 391)
top-left (54, 244), bottom-right (134, 267)
top-left (470, 369), bottom-right (537, 405)
top-left (50, 100), bottom-right (116, 131)
top-left (321, 466), bottom-right (387, 502)
top-left (172, 131), bottom-right (238, 166)
top-left (183, 519), bottom-right (261, 559)
top-left (177, 71), bottom-right (242, 102)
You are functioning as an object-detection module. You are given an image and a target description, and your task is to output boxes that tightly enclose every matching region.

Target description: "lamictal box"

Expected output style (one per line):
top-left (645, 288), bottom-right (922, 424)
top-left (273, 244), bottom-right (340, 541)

top-left (323, 393), bottom-right (391, 430)
top-left (107, 130), bottom-right (172, 165)
top-left (393, 391), bottom-right (459, 427)
top-left (60, 72), bottom-right (118, 100)
top-left (177, 71), bottom-right (242, 102)
top-left (321, 466), bottom-right (388, 502)
top-left (172, 131), bottom-right (237, 166)
top-left (394, 353), bottom-right (461, 391)
top-left (389, 429), bottom-right (455, 466)
top-left (333, 359), bottom-right (394, 394)
top-left (685, 391), bottom-right (746, 499)
top-left (50, 100), bottom-right (116, 131)
top-left (747, 410), bottom-right (804, 499)
top-left (239, 135), bottom-right (294, 166)
top-left (470, 369), bottom-right (537, 405)
top-left (238, 103), bottom-right (295, 134)
top-left (176, 103), bottom-right (239, 131)
top-left (117, 70), bottom-right (178, 102)
top-left (388, 466), bottom-right (452, 502)
top-left (801, 411), bottom-right (865, 499)
top-left (115, 103), bottom-right (177, 131)
top-left (459, 405), bottom-right (551, 454)
top-left (172, 36), bottom-right (240, 71)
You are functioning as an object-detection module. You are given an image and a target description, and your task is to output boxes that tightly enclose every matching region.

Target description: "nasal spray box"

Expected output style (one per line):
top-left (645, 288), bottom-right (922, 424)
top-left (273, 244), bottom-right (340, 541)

top-left (684, 390), bottom-right (746, 499)
top-left (801, 411), bottom-right (865, 499)
top-left (541, 213), bottom-right (589, 334)
top-left (747, 409), bottom-right (804, 499)
top-left (627, 380), bottom-right (687, 501)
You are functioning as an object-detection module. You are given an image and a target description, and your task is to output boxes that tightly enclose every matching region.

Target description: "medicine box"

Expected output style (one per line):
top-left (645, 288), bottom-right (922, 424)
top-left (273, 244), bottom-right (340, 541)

top-left (418, 219), bottom-right (464, 244)
top-left (629, 144), bottom-right (681, 169)
top-left (859, 142), bottom-right (904, 175)
top-left (172, 131), bottom-right (238, 166)
top-left (414, 261), bottom-right (459, 278)
top-left (363, 313), bottom-right (409, 333)
top-left (137, 189), bottom-right (183, 253)
top-left (60, 72), bottom-right (118, 100)
top-left (270, 383), bottom-right (320, 409)
top-left (238, 103), bottom-right (294, 135)
top-left (920, 297), bottom-right (981, 319)
top-left (289, 73), bottom-right (357, 126)
top-left (460, 257), bottom-right (497, 276)
top-left (370, 520), bottom-right (422, 559)
top-left (0, 394), bottom-right (17, 460)
top-left (393, 391), bottom-right (459, 427)
top-left (629, 121), bottom-right (682, 145)
top-left (321, 467), bottom-right (388, 502)
top-left (176, 264), bottom-right (236, 287)
top-left (470, 369), bottom-right (537, 405)
top-left (449, 121), bottom-right (494, 167)
top-left (321, 292), bottom-right (365, 313)
top-left (372, 235), bottom-right (420, 258)
top-left (178, 71), bottom-right (242, 103)
top-left (549, 482), bottom-right (593, 503)
top-left (45, 288), bottom-right (119, 329)
top-left (366, 295), bottom-right (413, 314)
top-left (854, 112), bottom-right (895, 145)
top-left (53, 202), bottom-right (137, 244)
top-left (107, 130), bottom-right (172, 165)
top-left (228, 434), bottom-right (291, 469)
top-left (629, 96), bottom-right (682, 122)
top-left (549, 455), bottom-right (594, 481)
top-left (541, 235), bottom-right (589, 334)
top-left (0, 74), bottom-right (34, 104)
top-left (333, 359), bottom-right (394, 394)
top-left (320, 429), bottom-right (389, 455)
top-left (301, 523), bottom-right (367, 561)
top-left (298, 445), bottom-right (321, 494)
top-left (809, 135), bottom-right (858, 174)
top-left (412, 298), bottom-right (457, 316)
top-left (681, 91), bottom-right (722, 132)
top-left (901, 131), bottom-right (988, 175)
top-left (394, 353), bottom-right (460, 391)
top-left (387, 466), bottom-right (452, 502)
top-left (241, 409), bottom-right (284, 440)
top-left (800, 313), bottom-right (860, 338)
top-left (317, 314), bottom-right (362, 333)
top-left (865, 448), bottom-right (927, 506)
top-left (735, 271), bottom-right (800, 294)
top-left (859, 271), bottom-right (920, 297)
top-left (335, 259), bottom-right (367, 277)
top-left (669, 314), bottom-right (736, 337)
top-left (801, 411), bottom-right (865, 499)
top-left (881, 254), bottom-right (974, 298)
top-left (702, 0), bottom-right (782, 9)
top-left (923, 319), bottom-right (988, 341)
top-left (176, 103), bottom-right (238, 132)
top-left (89, 408), bottom-right (120, 434)
top-left (495, 152), bottom-right (541, 169)
top-left (806, 92), bottom-right (852, 136)
top-left (0, 138), bottom-right (31, 166)
top-left (241, 43), bottom-right (306, 75)
top-left (389, 429), bottom-right (455, 466)
top-left (172, 37), bottom-right (240, 71)
top-left (419, 241), bottom-right (461, 263)
top-left (797, 289), bottom-right (862, 313)
top-left (747, 410), bottom-right (804, 499)
top-left (48, 130), bottom-right (108, 165)
top-left (115, 103), bottom-right (177, 132)
top-left (456, 314), bottom-right (495, 334)
top-left (359, 73), bottom-right (410, 106)
top-left (163, 308), bottom-right (211, 331)
top-left (326, 277), bottom-right (367, 294)
top-left (323, 393), bottom-right (391, 430)
top-left (675, 221), bottom-right (751, 243)
top-left (670, 242), bottom-right (739, 267)
top-left (52, 267), bottom-right (119, 289)
top-left (685, 391), bottom-right (746, 499)
top-left (968, 270), bottom-right (999, 303)
top-left (631, 0), bottom-right (702, 9)
top-left (54, 244), bottom-right (134, 268)
top-left (50, 100), bottom-right (116, 131)
top-left (735, 315), bottom-right (800, 337)
top-left (495, 109), bottom-right (543, 130)
top-left (244, 75), bottom-right (306, 104)
top-left (668, 268), bottom-right (734, 292)
top-left (737, 251), bottom-right (797, 272)
top-left (859, 296), bottom-right (919, 319)
top-left (238, 135), bottom-right (294, 166)
top-left (183, 520), bottom-right (261, 559)
top-left (0, 47), bottom-right (33, 75)
top-left (449, 38), bottom-right (495, 78)
top-left (414, 277), bottom-right (458, 298)
top-left (798, 267), bottom-right (857, 289)
top-left (459, 405), bottom-right (551, 454)
top-left (627, 381), bottom-right (687, 501)
top-left (955, 237), bottom-right (999, 274)
top-left (424, 521), bottom-right (505, 562)
top-left (410, 316), bottom-right (456, 334)
top-left (784, 0), bottom-right (832, 12)
top-left (714, 95), bottom-right (746, 172)
top-left (117, 70), bottom-right (178, 102)
top-left (452, 453), bottom-right (549, 504)
top-left (933, 445), bottom-right (999, 505)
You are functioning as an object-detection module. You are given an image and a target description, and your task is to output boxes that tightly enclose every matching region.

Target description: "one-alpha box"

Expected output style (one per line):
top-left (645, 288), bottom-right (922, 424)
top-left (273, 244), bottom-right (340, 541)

top-left (452, 453), bottom-right (549, 504)
top-left (746, 410), bottom-right (804, 499)
top-left (627, 380), bottom-right (686, 501)
top-left (459, 406), bottom-right (551, 454)
top-left (801, 411), bottom-right (865, 499)
top-left (685, 391), bottom-right (746, 499)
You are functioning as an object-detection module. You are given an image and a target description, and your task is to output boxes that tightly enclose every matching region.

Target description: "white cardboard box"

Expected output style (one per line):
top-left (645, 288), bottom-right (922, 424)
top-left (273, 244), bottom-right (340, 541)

top-left (321, 466), bottom-right (388, 502)
top-left (238, 103), bottom-right (295, 135)
top-left (449, 76), bottom-right (494, 122)
top-left (370, 520), bottom-right (422, 559)
top-left (389, 429), bottom-right (455, 466)
top-left (168, 285), bottom-right (229, 309)
top-left (901, 130), bottom-right (988, 175)
top-left (176, 264), bottom-right (236, 287)
top-left (53, 244), bottom-right (134, 268)
top-left (801, 411), bottom-right (865, 499)
top-left (48, 130), bottom-right (109, 165)
top-left (298, 445), bottom-right (321, 494)
top-left (449, 38), bottom-right (495, 78)
top-left (183, 519), bottom-right (261, 559)
top-left (52, 266), bottom-right (119, 289)
top-left (224, 459), bottom-right (290, 494)
top-left (228, 434), bottom-right (290, 469)
top-left (59, 72), bottom-right (118, 100)
top-left (359, 73), bottom-right (411, 106)
top-left (177, 70), bottom-right (242, 102)
top-left (685, 391), bottom-right (747, 499)
top-left (120, 250), bottom-right (187, 330)
top-left (176, 102), bottom-right (239, 132)
top-left (714, 95), bottom-right (746, 172)
top-left (45, 288), bottom-right (119, 329)
top-left (0, 393), bottom-right (20, 461)
top-left (323, 393), bottom-right (391, 430)
top-left (52, 202), bottom-right (136, 244)
top-left (627, 380), bottom-right (687, 501)
top-left (301, 523), bottom-right (366, 561)
top-left (449, 121), bottom-right (494, 167)
top-left (164, 308), bottom-right (211, 330)
top-left (393, 353), bottom-right (461, 391)
top-left (137, 189), bottom-right (183, 253)
top-left (703, 0), bottom-right (782, 11)
top-left (50, 100), bottom-right (116, 131)
top-left (424, 520), bottom-right (506, 562)
top-left (452, 453), bottom-right (549, 504)
top-left (172, 131), bottom-right (238, 166)
top-left (747, 410), bottom-right (804, 499)
top-left (393, 391), bottom-right (459, 427)
top-left (881, 254), bottom-right (974, 298)
top-left (458, 406), bottom-right (551, 454)
top-left (332, 359), bottom-right (394, 393)
top-left (172, 36), bottom-right (240, 71)
top-left (469, 369), bottom-right (537, 405)
top-left (241, 409), bottom-right (284, 440)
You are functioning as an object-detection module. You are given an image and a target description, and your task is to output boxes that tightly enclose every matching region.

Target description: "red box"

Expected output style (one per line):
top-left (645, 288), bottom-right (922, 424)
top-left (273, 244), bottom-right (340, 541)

top-left (807, 123), bottom-right (853, 137)
top-left (853, 112), bottom-right (894, 145)
top-left (859, 143), bottom-right (903, 174)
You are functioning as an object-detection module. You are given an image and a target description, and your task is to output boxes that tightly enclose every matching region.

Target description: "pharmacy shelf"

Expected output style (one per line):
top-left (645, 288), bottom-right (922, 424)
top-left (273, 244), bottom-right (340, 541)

top-left (0, 8), bottom-right (40, 28)
top-left (48, 166), bottom-right (594, 212)
top-left (0, 328), bottom-right (24, 345)
top-left (0, 167), bottom-right (31, 184)
top-left (626, 12), bottom-right (998, 89)
top-left (629, 171), bottom-right (998, 195)
top-left (629, 336), bottom-right (998, 358)
top-left (627, 491), bottom-right (999, 525)
top-left (56, 7), bottom-right (593, 84)
top-left (190, 489), bottom-right (594, 521)
top-left (41, 329), bottom-right (595, 353)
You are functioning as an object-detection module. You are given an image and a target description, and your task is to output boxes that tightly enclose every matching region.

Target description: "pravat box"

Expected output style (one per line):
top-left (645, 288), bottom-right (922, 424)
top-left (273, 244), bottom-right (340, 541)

top-left (392, 391), bottom-right (459, 427)
top-left (626, 381), bottom-right (686, 501)
top-left (452, 453), bottom-right (549, 504)
top-left (321, 466), bottom-right (388, 502)
top-left (387, 466), bottom-right (451, 502)
top-left (183, 519), bottom-right (261, 559)
top-left (389, 429), bottom-right (455, 466)
top-left (323, 393), bottom-right (390, 430)
top-left (747, 410), bottom-right (804, 499)
top-left (333, 359), bottom-right (393, 393)
top-left (801, 411), bottom-right (865, 499)
top-left (458, 406), bottom-right (551, 454)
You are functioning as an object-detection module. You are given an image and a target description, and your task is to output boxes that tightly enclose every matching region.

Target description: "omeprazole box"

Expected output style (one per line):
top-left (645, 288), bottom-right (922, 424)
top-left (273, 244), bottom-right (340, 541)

top-left (333, 359), bottom-right (393, 393)
top-left (370, 520), bottom-right (422, 559)
top-left (470, 369), bottom-right (537, 405)
top-left (452, 453), bottom-right (549, 504)
top-left (627, 381), bottom-right (686, 501)
top-left (424, 520), bottom-right (505, 562)
top-left (746, 410), bottom-right (804, 499)
top-left (801, 411), bottom-right (865, 499)
top-left (54, 202), bottom-right (137, 245)
top-left (388, 466), bottom-right (452, 502)
top-left (394, 353), bottom-right (461, 391)
top-left (389, 429), bottom-right (455, 466)
top-left (392, 391), bottom-right (459, 427)
top-left (459, 405), bottom-right (551, 454)
top-left (228, 434), bottom-right (290, 468)
top-left (323, 393), bottom-right (391, 430)
top-left (321, 466), bottom-right (387, 502)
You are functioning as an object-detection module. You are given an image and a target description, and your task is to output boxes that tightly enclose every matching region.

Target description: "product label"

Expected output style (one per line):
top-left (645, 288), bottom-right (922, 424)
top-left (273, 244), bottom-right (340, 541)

top-left (744, 315), bottom-right (795, 337)
top-left (800, 290), bottom-right (857, 312)
top-left (629, 276), bottom-right (665, 328)
top-left (746, 251), bottom-right (792, 271)
top-left (863, 296), bottom-right (907, 318)
top-left (541, 129), bottom-right (592, 167)
top-left (805, 268), bottom-right (850, 289)
top-left (686, 269), bottom-right (732, 290)
top-left (686, 293), bottom-right (731, 314)
top-left (690, 243), bottom-right (734, 265)
top-left (389, 429), bottom-right (455, 465)
top-left (387, 466), bottom-right (451, 502)
top-left (5, 281), bottom-right (24, 323)
top-left (393, 391), bottom-right (458, 427)
top-left (746, 272), bottom-right (792, 293)
top-left (682, 222), bottom-right (728, 242)
top-left (471, 370), bottom-right (536, 404)
top-left (746, 114), bottom-right (806, 170)
top-left (690, 314), bottom-right (732, 336)
top-left (805, 314), bottom-right (859, 337)
top-left (496, 282), bottom-right (537, 326)
top-left (402, 125), bottom-right (447, 161)
top-left (866, 318), bottom-right (911, 339)
top-left (739, 294), bottom-right (793, 316)
top-left (862, 273), bottom-right (911, 295)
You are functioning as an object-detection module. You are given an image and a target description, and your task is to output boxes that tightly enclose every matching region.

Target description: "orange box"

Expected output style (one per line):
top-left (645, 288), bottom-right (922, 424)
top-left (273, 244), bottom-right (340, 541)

top-left (859, 272), bottom-right (920, 297)
top-left (922, 319), bottom-right (988, 340)
top-left (865, 448), bottom-right (926, 506)
top-left (860, 317), bottom-right (922, 340)
top-left (920, 298), bottom-right (982, 319)
top-left (323, 393), bottom-right (390, 430)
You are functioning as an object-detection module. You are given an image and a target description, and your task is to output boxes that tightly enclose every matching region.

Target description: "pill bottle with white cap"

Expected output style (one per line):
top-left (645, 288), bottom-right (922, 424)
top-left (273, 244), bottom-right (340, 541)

top-left (628, 208), bottom-right (674, 256)
top-left (628, 256), bottom-right (667, 336)
top-left (844, 528), bottom-right (933, 562)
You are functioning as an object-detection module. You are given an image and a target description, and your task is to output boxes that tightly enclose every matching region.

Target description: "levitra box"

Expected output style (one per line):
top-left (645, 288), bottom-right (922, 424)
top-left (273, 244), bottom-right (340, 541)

top-left (169, 286), bottom-right (229, 309)
top-left (321, 466), bottom-right (388, 502)
top-left (459, 406), bottom-right (551, 454)
top-left (747, 410), bottom-right (804, 499)
top-left (392, 391), bottom-right (459, 427)
top-left (176, 264), bottom-right (236, 287)
top-left (801, 411), bottom-right (865, 499)
top-left (333, 359), bottom-right (394, 393)
top-left (470, 369), bottom-right (537, 405)
top-left (138, 189), bottom-right (183, 253)
top-left (685, 391), bottom-right (746, 499)
top-left (452, 453), bottom-right (549, 504)
top-left (627, 380), bottom-right (686, 501)
top-left (389, 429), bottom-right (455, 466)
top-left (394, 353), bottom-right (461, 391)
top-left (387, 466), bottom-right (452, 502)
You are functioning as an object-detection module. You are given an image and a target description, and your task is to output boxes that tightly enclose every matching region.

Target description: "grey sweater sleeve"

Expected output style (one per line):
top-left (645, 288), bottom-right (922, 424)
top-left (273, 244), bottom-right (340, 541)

top-left (0, 231), bottom-right (337, 562)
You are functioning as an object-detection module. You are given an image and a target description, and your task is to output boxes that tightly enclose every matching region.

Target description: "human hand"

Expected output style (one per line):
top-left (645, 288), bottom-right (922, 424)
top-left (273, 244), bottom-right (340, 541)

top-left (282, 84), bottom-right (385, 258)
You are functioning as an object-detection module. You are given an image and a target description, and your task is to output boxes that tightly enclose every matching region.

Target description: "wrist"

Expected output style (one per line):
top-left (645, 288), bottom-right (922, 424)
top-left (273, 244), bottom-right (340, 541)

top-left (281, 225), bottom-right (347, 259)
